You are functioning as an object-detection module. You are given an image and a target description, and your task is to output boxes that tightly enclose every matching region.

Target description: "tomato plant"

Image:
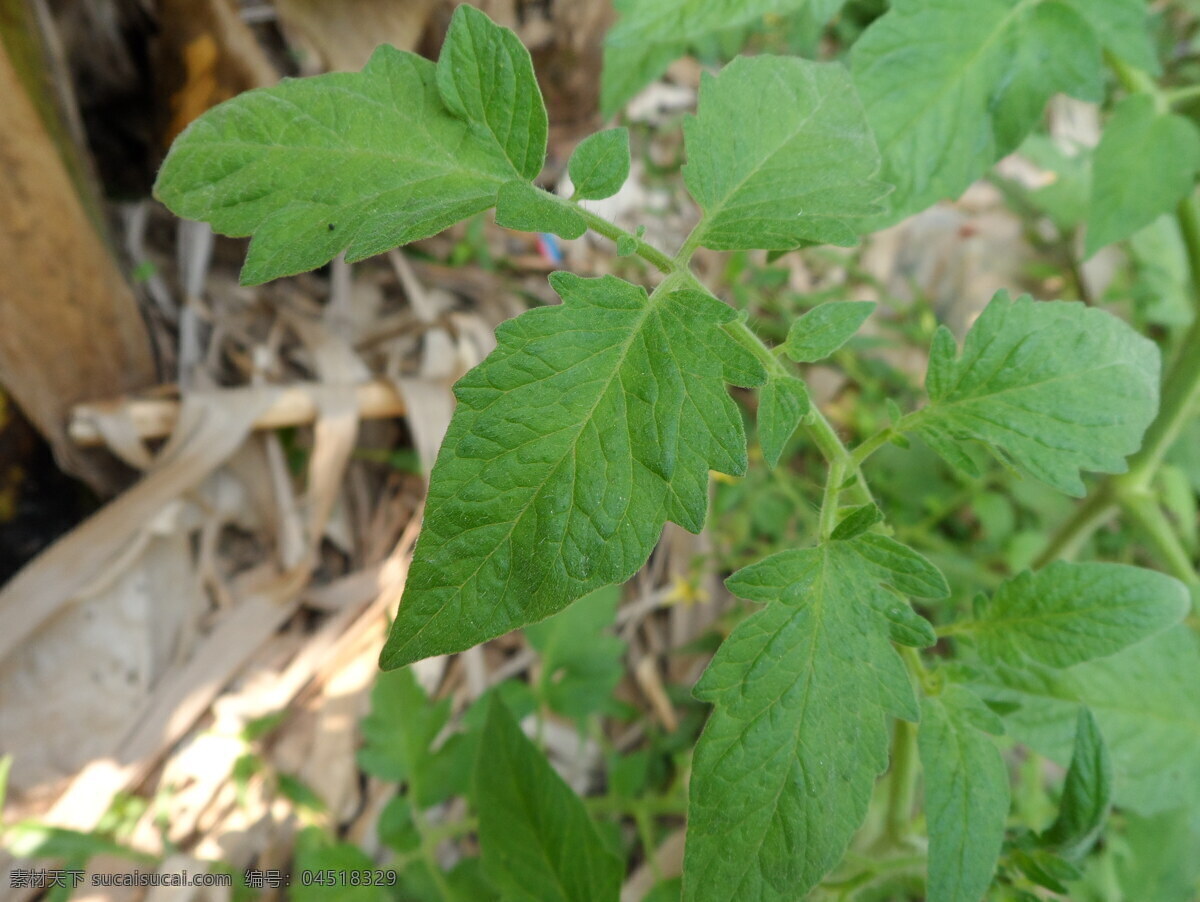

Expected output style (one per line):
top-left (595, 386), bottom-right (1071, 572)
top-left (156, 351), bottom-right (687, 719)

top-left (155, 3), bottom-right (1200, 899)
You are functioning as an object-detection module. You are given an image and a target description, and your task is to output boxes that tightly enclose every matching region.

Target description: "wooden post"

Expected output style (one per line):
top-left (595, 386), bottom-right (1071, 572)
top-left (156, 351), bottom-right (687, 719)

top-left (0, 0), bottom-right (157, 491)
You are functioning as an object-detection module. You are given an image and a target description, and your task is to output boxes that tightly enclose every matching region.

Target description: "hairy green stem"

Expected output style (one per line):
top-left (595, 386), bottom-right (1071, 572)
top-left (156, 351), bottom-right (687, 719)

top-left (1032, 485), bottom-right (1117, 569)
top-left (1167, 83), bottom-right (1200, 108)
top-left (405, 782), bottom-right (454, 901)
top-left (585, 793), bottom-right (687, 817)
top-left (1122, 491), bottom-right (1200, 585)
top-left (673, 230), bottom-right (703, 268)
top-left (819, 854), bottom-right (925, 894)
top-left (850, 427), bottom-right (895, 468)
top-left (1106, 52), bottom-right (1166, 109)
top-left (724, 318), bottom-right (876, 508)
top-left (820, 458), bottom-right (848, 540)
top-left (882, 718), bottom-right (920, 848)
top-left (571, 204), bottom-right (676, 274)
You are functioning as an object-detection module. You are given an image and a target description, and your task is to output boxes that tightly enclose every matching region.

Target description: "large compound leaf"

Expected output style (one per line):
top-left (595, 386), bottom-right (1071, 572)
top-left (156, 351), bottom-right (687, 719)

top-left (600, 0), bottom-right (845, 116)
top-left (683, 56), bottom-right (890, 252)
top-left (683, 537), bottom-right (944, 901)
top-left (905, 292), bottom-right (1160, 496)
top-left (1086, 95), bottom-right (1200, 255)
top-left (474, 699), bottom-right (622, 902)
top-left (851, 0), bottom-right (1104, 226)
top-left (961, 562), bottom-right (1188, 669)
top-left (920, 687), bottom-right (1010, 902)
top-left (380, 275), bottom-right (764, 669)
top-left (155, 45), bottom-right (518, 285)
top-left (976, 627), bottom-right (1200, 815)
top-left (437, 4), bottom-right (547, 181)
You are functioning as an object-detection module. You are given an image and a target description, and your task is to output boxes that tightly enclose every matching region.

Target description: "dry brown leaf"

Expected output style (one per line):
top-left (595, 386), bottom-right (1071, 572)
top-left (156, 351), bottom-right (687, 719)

top-left (156, 0), bottom-right (276, 146)
top-left (0, 389), bottom-right (279, 669)
top-left (274, 0), bottom-right (436, 72)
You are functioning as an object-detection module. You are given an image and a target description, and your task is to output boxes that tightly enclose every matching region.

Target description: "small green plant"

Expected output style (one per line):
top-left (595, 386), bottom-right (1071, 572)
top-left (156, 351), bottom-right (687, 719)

top-left (155, 3), bottom-right (1200, 899)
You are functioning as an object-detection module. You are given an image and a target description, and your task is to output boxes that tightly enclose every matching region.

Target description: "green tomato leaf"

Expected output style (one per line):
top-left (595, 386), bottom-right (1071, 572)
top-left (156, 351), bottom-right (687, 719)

top-left (989, 2), bottom-right (1100, 154)
top-left (524, 585), bottom-right (626, 720)
top-left (757, 375), bottom-right (810, 469)
top-left (293, 828), bottom-right (391, 902)
top-left (357, 668), bottom-right (465, 805)
top-left (380, 275), bottom-right (764, 669)
top-left (874, 590), bottom-right (939, 649)
top-left (1085, 95), bottom-right (1200, 256)
top-left (852, 0), bottom-right (1105, 226)
top-left (830, 503), bottom-right (883, 541)
top-left (851, 532), bottom-right (951, 601)
top-left (154, 45), bottom-right (516, 285)
top-left (683, 56), bottom-right (890, 252)
top-left (905, 291), bottom-right (1160, 496)
top-left (1060, 0), bottom-right (1159, 73)
top-left (684, 537), bottom-right (939, 900)
top-left (976, 626), bottom-right (1200, 815)
top-left (1040, 707), bottom-right (1114, 860)
top-left (495, 181), bottom-right (586, 240)
top-left (600, 0), bottom-right (847, 116)
top-left (568, 128), bottom-right (631, 200)
top-left (783, 300), bottom-right (876, 363)
top-left (920, 688), bottom-right (1011, 902)
top-left (474, 698), bottom-right (622, 902)
top-left (436, 4), bottom-right (547, 181)
top-left (962, 562), bottom-right (1188, 669)
top-left (1011, 849), bottom-right (1083, 894)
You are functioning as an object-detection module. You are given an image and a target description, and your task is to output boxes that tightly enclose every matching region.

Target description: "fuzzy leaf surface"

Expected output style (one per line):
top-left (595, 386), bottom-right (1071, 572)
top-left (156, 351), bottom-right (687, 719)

top-left (1061, 0), bottom-right (1158, 71)
top-left (683, 56), bottom-right (890, 252)
top-left (436, 4), bottom-right (547, 180)
top-left (1086, 95), bottom-right (1200, 255)
top-left (474, 699), bottom-right (622, 901)
top-left (380, 275), bottom-right (764, 669)
top-left (495, 181), bottom-right (586, 239)
top-left (568, 128), bottom-right (631, 200)
top-left (757, 375), bottom-right (810, 469)
top-left (976, 627), bottom-right (1200, 815)
top-left (524, 585), bottom-right (626, 720)
top-left (921, 688), bottom-right (1011, 902)
top-left (357, 668), bottom-right (464, 806)
top-left (783, 301), bottom-right (876, 363)
top-left (154, 46), bottom-right (516, 285)
top-left (964, 562), bottom-right (1188, 669)
top-left (830, 504), bottom-right (883, 542)
top-left (683, 537), bottom-right (944, 900)
top-left (905, 292), bottom-right (1160, 496)
top-left (1041, 707), bottom-right (1113, 859)
top-left (600, 0), bottom-right (845, 116)
top-left (852, 0), bottom-right (1105, 225)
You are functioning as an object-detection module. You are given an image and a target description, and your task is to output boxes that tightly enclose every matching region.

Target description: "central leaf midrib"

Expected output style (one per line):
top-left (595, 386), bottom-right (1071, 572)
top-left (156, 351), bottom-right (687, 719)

top-left (396, 290), bottom-right (666, 655)
top-left (912, 358), bottom-right (1137, 430)
top-left (867, 0), bottom-right (1043, 159)
top-left (716, 550), bottom-right (836, 893)
top-left (694, 71), bottom-right (832, 241)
